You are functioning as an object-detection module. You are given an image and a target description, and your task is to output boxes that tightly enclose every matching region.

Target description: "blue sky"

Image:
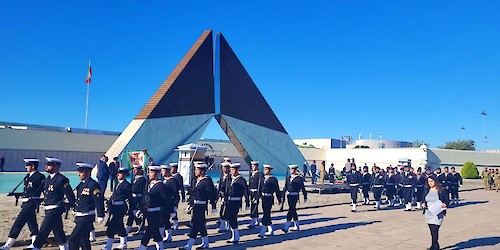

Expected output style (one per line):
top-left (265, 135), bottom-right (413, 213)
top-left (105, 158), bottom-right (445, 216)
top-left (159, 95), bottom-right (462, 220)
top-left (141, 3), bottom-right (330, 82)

top-left (1, 1), bottom-right (499, 149)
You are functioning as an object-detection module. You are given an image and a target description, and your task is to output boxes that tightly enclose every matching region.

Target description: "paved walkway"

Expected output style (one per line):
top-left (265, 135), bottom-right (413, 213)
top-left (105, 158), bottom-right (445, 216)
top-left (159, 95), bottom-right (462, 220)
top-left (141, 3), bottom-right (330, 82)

top-left (12, 189), bottom-right (500, 249)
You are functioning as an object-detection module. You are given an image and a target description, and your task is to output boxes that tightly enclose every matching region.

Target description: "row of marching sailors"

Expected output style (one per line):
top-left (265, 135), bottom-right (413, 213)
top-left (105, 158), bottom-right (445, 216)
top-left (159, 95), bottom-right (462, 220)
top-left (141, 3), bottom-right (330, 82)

top-left (345, 164), bottom-right (463, 212)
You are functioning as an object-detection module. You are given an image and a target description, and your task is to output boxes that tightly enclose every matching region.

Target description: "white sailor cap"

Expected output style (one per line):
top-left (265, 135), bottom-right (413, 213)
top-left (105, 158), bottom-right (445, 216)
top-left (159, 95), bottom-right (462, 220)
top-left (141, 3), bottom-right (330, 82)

top-left (195, 163), bottom-right (208, 169)
top-left (223, 157), bottom-right (231, 162)
top-left (148, 165), bottom-right (162, 171)
top-left (263, 164), bottom-right (273, 169)
top-left (288, 164), bottom-right (299, 169)
top-left (117, 167), bottom-right (130, 172)
top-left (230, 163), bottom-right (241, 168)
top-left (251, 161), bottom-right (259, 165)
top-left (76, 162), bottom-right (93, 170)
top-left (24, 158), bottom-right (39, 164)
top-left (161, 164), bottom-right (171, 170)
top-left (46, 157), bottom-right (62, 164)
top-left (221, 162), bottom-right (231, 167)
top-left (132, 164), bottom-right (142, 169)
top-left (169, 163), bottom-right (178, 167)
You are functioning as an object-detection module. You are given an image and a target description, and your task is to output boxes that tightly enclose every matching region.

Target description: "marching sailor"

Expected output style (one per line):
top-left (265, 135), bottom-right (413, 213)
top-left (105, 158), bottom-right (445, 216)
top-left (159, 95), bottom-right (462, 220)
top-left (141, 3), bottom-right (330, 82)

top-left (225, 163), bottom-right (250, 244)
top-left (385, 167), bottom-right (397, 207)
top-left (258, 164), bottom-right (281, 237)
top-left (217, 162), bottom-right (231, 233)
top-left (415, 167), bottom-right (426, 209)
top-left (33, 157), bottom-right (75, 250)
top-left (282, 164), bottom-right (307, 233)
top-left (371, 166), bottom-right (385, 210)
top-left (346, 163), bottom-right (361, 212)
top-left (104, 167), bottom-right (132, 250)
top-left (401, 165), bottom-right (415, 211)
top-left (68, 163), bottom-right (105, 250)
top-left (160, 164), bottom-right (177, 242)
top-left (179, 163), bottom-right (217, 250)
top-left (361, 166), bottom-right (372, 205)
top-left (137, 165), bottom-right (170, 250)
top-left (1, 158), bottom-right (45, 250)
top-left (170, 163), bottom-right (185, 230)
top-left (125, 165), bottom-right (147, 235)
top-left (248, 161), bottom-right (264, 228)
top-left (449, 167), bottom-right (463, 204)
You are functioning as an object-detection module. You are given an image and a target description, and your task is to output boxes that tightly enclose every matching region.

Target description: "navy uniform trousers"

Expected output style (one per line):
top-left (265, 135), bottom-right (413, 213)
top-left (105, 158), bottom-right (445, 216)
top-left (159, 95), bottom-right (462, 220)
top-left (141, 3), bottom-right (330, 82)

top-left (286, 195), bottom-right (299, 221)
top-left (261, 196), bottom-right (274, 226)
top-left (373, 187), bottom-right (384, 201)
top-left (33, 207), bottom-right (67, 248)
top-left (189, 204), bottom-right (208, 238)
top-left (349, 186), bottom-right (359, 203)
top-left (8, 200), bottom-right (39, 238)
top-left (226, 200), bottom-right (242, 229)
top-left (250, 191), bottom-right (259, 218)
top-left (107, 204), bottom-right (127, 238)
top-left (68, 215), bottom-right (94, 250)
top-left (140, 211), bottom-right (162, 246)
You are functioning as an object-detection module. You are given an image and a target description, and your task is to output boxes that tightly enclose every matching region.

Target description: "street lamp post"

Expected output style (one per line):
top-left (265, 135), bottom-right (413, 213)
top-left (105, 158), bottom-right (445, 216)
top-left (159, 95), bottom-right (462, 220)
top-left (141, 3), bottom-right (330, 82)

top-left (481, 111), bottom-right (487, 151)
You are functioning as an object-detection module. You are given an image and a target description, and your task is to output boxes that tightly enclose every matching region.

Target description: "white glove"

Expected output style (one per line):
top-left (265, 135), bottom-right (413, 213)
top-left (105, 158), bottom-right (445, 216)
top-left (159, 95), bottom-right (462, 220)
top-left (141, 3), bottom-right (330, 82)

top-left (245, 206), bottom-right (250, 211)
top-left (173, 206), bottom-right (178, 212)
top-left (211, 209), bottom-right (218, 215)
top-left (71, 209), bottom-right (75, 215)
top-left (134, 210), bottom-right (142, 218)
top-left (304, 198), bottom-right (308, 203)
top-left (97, 217), bottom-right (104, 223)
top-left (170, 213), bottom-right (176, 219)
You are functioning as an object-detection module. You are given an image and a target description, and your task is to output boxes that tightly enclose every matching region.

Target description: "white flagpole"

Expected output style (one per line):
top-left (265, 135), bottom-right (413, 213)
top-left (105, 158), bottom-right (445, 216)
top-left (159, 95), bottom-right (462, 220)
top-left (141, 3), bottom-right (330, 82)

top-left (85, 60), bottom-right (91, 129)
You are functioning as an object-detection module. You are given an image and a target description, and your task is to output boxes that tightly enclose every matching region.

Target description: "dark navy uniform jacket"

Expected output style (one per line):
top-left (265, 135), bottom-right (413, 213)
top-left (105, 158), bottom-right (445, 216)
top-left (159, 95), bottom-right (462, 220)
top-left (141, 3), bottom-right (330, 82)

top-left (361, 172), bottom-right (372, 186)
top-left (249, 171), bottom-right (264, 191)
top-left (436, 173), bottom-right (446, 186)
top-left (190, 176), bottom-right (217, 209)
top-left (22, 171), bottom-right (46, 200)
top-left (372, 173), bottom-right (385, 187)
top-left (43, 172), bottom-right (75, 207)
top-left (415, 173), bottom-right (426, 188)
top-left (172, 173), bottom-right (186, 202)
top-left (386, 173), bottom-right (396, 186)
top-left (346, 170), bottom-right (362, 185)
top-left (401, 172), bottom-right (416, 187)
top-left (218, 174), bottom-right (230, 199)
top-left (450, 173), bottom-right (463, 186)
top-left (131, 175), bottom-right (146, 210)
top-left (284, 175), bottom-right (307, 200)
top-left (75, 178), bottom-right (105, 218)
top-left (143, 181), bottom-right (170, 210)
top-left (162, 178), bottom-right (177, 213)
top-left (261, 175), bottom-right (281, 203)
top-left (228, 175), bottom-right (250, 207)
top-left (443, 173), bottom-right (453, 188)
top-left (110, 179), bottom-right (132, 213)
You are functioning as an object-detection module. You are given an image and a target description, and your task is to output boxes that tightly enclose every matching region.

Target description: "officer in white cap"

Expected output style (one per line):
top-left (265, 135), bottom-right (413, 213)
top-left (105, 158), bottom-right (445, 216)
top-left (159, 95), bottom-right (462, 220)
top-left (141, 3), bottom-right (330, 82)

top-left (68, 163), bottom-right (105, 250)
top-left (225, 163), bottom-right (250, 244)
top-left (126, 164), bottom-right (147, 235)
top-left (179, 163), bottom-right (217, 250)
top-left (217, 162), bottom-right (231, 233)
top-left (32, 157), bottom-right (75, 250)
top-left (160, 164), bottom-right (177, 242)
top-left (137, 165), bottom-right (169, 250)
top-left (1, 158), bottom-right (45, 250)
top-left (170, 162), bottom-right (185, 230)
top-left (104, 167), bottom-right (132, 250)
top-left (257, 164), bottom-right (281, 238)
top-left (248, 161), bottom-right (264, 228)
top-left (282, 164), bottom-right (307, 233)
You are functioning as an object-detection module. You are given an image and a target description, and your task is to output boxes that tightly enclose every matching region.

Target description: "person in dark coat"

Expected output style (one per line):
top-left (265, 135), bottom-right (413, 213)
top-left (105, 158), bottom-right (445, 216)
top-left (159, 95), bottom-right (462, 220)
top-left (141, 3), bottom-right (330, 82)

top-left (422, 175), bottom-right (450, 250)
top-left (108, 157), bottom-right (120, 191)
top-left (160, 164), bottom-right (177, 242)
top-left (97, 155), bottom-right (110, 197)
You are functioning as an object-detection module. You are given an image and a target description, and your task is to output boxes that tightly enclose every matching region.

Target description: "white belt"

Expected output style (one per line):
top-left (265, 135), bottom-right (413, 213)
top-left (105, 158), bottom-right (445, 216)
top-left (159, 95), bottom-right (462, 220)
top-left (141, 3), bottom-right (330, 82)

top-left (194, 200), bottom-right (207, 205)
top-left (373, 185), bottom-right (384, 188)
top-left (287, 192), bottom-right (298, 196)
top-left (403, 185), bottom-right (413, 188)
top-left (250, 189), bottom-right (258, 192)
top-left (75, 211), bottom-right (95, 217)
top-left (132, 193), bottom-right (143, 197)
top-left (112, 201), bottom-right (125, 205)
top-left (147, 207), bottom-right (161, 212)
top-left (44, 205), bottom-right (60, 210)
top-left (262, 193), bottom-right (273, 197)
top-left (229, 197), bottom-right (242, 201)
top-left (349, 184), bottom-right (359, 187)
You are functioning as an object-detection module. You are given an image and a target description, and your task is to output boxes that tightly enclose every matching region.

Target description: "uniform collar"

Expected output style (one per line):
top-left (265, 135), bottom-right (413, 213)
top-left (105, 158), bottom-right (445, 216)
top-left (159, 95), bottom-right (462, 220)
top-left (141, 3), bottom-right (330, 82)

top-left (81, 177), bottom-right (90, 183)
top-left (49, 172), bottom-right (58, 179)
top-left (29, 171), bottom-right (36, 176)
top-left (118, 179), bottom-right (124, 184)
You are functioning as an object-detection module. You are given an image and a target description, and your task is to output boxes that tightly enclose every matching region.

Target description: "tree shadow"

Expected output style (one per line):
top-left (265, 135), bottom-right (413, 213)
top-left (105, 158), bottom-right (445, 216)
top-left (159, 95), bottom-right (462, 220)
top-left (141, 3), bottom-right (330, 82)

top-left (209, 220), bottom-right (381, 249)
top-left (442, 236), bottom-right (500, 249)
top-left (448, 200), bottom-right (488, 208)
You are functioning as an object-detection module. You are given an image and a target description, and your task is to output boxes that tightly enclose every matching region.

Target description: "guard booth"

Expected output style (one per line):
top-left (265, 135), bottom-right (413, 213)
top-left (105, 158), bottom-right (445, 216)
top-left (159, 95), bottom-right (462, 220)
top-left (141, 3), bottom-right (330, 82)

top-left (176, 143), bottom-right (207, 187)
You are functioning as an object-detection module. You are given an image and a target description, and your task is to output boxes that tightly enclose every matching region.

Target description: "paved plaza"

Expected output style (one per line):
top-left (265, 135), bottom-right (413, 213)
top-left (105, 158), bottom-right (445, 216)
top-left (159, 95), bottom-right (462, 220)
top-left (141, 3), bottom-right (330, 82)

top-left (8, 188), bottom-right (500, 249)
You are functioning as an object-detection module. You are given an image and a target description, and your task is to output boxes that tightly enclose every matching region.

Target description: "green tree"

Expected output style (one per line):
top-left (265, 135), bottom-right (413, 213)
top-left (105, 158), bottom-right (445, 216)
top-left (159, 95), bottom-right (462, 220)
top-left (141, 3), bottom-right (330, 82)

top-left (461, 162), bottom-right (480, 179)
top-left (438, 140), bottom-right (475, 151)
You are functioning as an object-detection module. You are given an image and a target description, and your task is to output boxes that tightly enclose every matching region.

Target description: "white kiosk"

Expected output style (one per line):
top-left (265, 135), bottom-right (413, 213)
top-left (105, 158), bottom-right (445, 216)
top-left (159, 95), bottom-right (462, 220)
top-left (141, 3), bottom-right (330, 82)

top-left (176, 143), bottom-right (207, 187)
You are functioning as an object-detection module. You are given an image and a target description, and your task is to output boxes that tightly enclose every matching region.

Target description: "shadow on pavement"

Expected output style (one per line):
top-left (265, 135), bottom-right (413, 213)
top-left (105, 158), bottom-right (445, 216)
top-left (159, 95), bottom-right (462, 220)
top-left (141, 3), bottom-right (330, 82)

top-left (442, 236), bottom-right (500, 249)
top-left (448, 200), bottom-right (488, 209)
